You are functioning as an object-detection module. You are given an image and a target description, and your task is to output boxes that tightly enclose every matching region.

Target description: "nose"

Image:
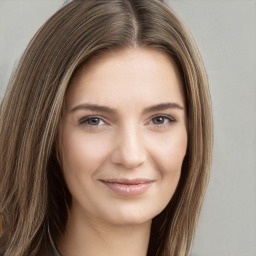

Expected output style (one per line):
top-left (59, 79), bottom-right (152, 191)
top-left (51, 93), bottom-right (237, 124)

top-left (110, 126), bottom-right (147, 169)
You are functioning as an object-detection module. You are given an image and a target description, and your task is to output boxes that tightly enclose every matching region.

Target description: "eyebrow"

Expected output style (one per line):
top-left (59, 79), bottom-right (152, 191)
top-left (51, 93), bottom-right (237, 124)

top-left (142, 102), bottom-right (184, 114)
top-left (69, 102), bottom-right (184, 114)
top-left (69, 103), bottom-right (118, 114)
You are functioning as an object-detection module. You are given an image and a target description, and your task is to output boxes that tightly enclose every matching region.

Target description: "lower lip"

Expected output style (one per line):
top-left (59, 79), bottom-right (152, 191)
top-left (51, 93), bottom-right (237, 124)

top-left (101, 181), bottom-right (153, 196)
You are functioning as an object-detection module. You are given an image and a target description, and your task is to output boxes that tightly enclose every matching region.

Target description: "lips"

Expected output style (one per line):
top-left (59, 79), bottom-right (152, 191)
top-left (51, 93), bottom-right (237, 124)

top-left (99, 178), bottom-right (154, 196)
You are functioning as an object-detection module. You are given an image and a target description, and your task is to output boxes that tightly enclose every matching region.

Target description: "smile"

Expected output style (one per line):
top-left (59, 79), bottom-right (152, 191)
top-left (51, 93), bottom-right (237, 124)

top-left (99, 178), bottom-right (155, 196)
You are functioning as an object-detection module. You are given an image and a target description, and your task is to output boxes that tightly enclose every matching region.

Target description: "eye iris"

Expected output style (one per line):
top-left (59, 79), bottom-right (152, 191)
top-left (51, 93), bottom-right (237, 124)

top-left (88, 118), bottom-right (100, 125)
top-left (153, 116), bottom-right (165, 124)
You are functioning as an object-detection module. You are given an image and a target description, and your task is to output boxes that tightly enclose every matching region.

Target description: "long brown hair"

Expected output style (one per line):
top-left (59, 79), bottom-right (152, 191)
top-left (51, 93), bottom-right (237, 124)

top-left (0, 0), bottom-right (213, 255)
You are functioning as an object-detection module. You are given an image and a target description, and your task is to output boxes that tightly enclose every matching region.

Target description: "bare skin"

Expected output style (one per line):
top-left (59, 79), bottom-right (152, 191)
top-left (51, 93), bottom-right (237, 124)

top-left (58, 47), bottom-right (187, 256)
top-left (58, 212), bottom-right (151, 256)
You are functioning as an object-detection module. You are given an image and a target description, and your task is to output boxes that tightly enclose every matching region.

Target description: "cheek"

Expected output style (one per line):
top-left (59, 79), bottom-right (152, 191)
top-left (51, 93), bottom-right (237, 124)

top-left (152, 128), bottom-right (187, 166)
top-left (59, 129), bottom-right (113, 196)
top-left (60, 129), bottom-right (109, 172)
top-left (149, 129), bottom-right (187, 194)
top-left (59, 128), bottom-right (114, 209)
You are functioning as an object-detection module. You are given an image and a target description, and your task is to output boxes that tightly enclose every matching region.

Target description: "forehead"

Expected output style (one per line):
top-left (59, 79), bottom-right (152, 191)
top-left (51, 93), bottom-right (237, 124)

top-left (66, 47), bottom-right (185, 110)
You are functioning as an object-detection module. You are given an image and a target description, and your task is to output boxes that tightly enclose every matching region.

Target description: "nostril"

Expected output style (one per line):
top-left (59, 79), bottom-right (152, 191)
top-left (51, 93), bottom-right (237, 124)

top-left (110, 149), bottom-right (146, 168)
top-left (110, 130), bottom-right (147, 168)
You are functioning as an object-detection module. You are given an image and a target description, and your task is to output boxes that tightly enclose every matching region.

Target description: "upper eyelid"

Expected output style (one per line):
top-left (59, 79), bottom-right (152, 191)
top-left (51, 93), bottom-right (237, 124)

top-left (149, 114), bottom-right (176, 121)
top-left (79, 115), bottom-right (108, 124)
top-left (147, 116), bottom-right (176, 129)
top-left (79, 114), bottom-right (107, 120)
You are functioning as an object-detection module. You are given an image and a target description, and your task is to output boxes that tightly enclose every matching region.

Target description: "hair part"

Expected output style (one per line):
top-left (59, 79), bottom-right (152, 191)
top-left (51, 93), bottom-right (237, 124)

top-left (0, 1), bottom-right (213, 255)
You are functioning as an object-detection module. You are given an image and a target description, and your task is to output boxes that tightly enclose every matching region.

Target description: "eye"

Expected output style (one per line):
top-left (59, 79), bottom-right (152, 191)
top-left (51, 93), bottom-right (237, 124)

top-left (79, 116), bottom-right (105, 126)
top-left (151, 115), bottom-right (175, 126)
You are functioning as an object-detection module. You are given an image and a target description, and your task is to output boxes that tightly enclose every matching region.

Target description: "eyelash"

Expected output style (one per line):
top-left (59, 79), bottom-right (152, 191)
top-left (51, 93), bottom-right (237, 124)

top-left (78, 115), bottom-right (176, 129)
top-left (149, 115), bottom-right (176, 128)
top-left (79, 115), bottom-right (107, 128)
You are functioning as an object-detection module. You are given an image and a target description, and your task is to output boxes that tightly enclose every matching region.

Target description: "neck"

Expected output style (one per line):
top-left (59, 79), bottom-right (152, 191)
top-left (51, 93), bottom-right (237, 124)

top-left (57, 207), bottom-right (151, 256)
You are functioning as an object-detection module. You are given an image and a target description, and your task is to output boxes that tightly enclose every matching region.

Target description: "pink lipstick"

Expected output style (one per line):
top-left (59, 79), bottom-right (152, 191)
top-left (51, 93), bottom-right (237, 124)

top-left (100, 178), bottom-right (154, 196)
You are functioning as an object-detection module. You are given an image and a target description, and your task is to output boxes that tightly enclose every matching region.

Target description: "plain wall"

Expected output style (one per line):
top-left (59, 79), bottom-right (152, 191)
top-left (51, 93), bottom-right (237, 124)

top-left (0, 1), bottom-right (255, 255)
top-left (169, 1), bottom-right (256, 256)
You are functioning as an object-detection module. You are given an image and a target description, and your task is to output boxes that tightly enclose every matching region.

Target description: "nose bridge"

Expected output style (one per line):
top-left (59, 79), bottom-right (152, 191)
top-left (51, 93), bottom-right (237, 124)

top-left (110, 123), bottom-right (146, 168)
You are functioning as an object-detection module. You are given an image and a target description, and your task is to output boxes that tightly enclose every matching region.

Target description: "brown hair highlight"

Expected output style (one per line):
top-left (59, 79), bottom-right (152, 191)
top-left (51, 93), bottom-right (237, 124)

top-left (0, 1), bottom-right (213, 255)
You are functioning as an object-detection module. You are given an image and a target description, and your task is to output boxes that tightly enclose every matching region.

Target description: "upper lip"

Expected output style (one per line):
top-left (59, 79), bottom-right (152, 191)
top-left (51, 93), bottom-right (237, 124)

top-left (100, 178), bottom-right (154, 185)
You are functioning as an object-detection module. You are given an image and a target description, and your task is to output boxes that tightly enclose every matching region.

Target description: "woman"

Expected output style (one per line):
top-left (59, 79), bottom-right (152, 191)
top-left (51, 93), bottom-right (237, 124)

top-left (0, 0), bottom-right (213, 255)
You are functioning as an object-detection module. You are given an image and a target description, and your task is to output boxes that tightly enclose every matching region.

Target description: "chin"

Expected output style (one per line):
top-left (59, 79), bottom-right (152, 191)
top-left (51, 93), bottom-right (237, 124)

top-left (101, 206), bottom-right (162, 227)
top-left (107, 216), bottom-right (152, 227)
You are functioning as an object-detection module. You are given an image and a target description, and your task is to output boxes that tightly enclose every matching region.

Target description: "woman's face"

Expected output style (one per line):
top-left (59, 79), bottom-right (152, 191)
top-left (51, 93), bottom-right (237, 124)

top-left (59, 48), bottom-right (187, 226)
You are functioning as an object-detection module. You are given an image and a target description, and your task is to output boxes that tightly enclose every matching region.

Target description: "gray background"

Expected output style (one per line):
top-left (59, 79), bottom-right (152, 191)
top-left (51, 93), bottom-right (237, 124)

top-left (0, 0), bottom-right (255, 255)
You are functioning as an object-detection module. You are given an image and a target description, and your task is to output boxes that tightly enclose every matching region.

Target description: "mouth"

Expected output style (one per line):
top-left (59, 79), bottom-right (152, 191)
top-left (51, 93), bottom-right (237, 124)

top-left (99, 178), bottom-right (155, 196)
